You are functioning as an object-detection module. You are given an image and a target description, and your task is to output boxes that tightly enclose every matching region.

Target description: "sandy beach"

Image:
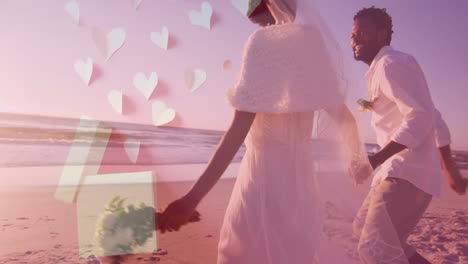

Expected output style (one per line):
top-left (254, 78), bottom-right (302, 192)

top-left (0, 165), bottom-right (467, 264)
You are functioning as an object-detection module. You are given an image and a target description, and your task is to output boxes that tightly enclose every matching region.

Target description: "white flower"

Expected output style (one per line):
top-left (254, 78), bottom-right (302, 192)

top-left (98, 232), bottom-right (118, 254)
top-left (114, 227), bottom-right (134, 246)
top-left (94, 196), bottom-right (154, 256)
top-left (102, 213), bottom-right (118, 229)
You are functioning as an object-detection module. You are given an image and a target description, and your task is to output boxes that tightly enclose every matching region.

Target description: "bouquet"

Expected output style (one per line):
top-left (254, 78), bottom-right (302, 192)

top-left (94, 196), bottom-right (155, 257)
top-left (94, 196), bottom-right (201, 262)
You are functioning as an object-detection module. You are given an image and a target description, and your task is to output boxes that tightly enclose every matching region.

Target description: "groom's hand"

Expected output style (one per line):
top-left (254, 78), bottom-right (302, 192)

top-left (438, 145), bottom-right (467, 195)
top-left (446, 167), bottom-right (467, 195)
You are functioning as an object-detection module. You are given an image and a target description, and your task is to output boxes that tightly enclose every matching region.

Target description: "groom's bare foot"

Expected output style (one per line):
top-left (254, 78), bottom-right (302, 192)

top-left (408, 252), bottom-right (431, 264)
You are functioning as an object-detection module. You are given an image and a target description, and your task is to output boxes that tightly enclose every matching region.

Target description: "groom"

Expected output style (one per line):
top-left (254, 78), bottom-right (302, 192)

top-left (350, 6), bottom-right (467, 264)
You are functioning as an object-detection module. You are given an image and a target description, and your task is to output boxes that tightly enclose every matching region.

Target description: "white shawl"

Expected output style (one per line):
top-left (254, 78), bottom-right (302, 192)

top-left (226, 23), bottom-right (344, 113)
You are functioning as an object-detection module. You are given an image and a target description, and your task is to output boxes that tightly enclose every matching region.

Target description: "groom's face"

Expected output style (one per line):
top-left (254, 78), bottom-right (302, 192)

top-left (351, 17), bottom-right (386, 65)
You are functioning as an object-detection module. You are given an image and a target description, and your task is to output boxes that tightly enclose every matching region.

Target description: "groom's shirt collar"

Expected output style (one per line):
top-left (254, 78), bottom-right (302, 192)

top-left (366, 45), bottom-right (393, 80)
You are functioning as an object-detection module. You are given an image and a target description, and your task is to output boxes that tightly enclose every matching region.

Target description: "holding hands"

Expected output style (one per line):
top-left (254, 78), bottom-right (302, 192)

top-left (349, 153), bottom-right (374, 185)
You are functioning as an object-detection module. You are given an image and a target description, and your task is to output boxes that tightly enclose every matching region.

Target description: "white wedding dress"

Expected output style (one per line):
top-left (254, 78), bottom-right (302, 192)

top-left (217, 111), bottom-right (324, 263)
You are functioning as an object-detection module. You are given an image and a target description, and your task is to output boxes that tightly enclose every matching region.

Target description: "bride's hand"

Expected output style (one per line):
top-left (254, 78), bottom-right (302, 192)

top-left (348, 155), bottom-right (373, 185)
top-left (158, 196), bottom-right (201, 234)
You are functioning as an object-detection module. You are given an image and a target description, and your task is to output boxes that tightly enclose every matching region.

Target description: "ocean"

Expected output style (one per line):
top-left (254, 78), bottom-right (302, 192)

top-left (1, 112), bottom-right (467, 170)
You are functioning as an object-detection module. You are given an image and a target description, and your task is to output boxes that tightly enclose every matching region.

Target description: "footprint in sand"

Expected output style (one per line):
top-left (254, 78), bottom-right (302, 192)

top-left (153, 248), bottom-right (168, 255)
top-left (431, 234), bottom-right (453, 242)
top-left (451, 210), bottom-right (465, 216)
top-left (443, 254), bottom-right (460, 262)
top-left (430, 244), bottom-right (447, 252)
top-left (49, 231), bottom-right (59, 239)
top-left (153, 249), bottom-right (168, 255)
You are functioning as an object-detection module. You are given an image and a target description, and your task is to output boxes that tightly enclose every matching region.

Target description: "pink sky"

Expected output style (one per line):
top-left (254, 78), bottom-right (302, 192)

top-left (1, 0), bottom-right (467, 150)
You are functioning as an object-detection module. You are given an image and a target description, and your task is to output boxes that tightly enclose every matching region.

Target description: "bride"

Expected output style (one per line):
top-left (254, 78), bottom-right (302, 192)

top-left (158, 0), bottom-right (371, 262)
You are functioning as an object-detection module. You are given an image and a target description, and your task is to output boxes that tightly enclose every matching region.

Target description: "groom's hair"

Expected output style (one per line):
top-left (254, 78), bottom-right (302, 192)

top-left (354, 6), bottom-right (394, 45)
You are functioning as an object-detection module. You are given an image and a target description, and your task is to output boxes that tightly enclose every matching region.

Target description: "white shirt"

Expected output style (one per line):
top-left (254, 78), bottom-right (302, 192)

top-left (365, 46), bottom-right (451, 196)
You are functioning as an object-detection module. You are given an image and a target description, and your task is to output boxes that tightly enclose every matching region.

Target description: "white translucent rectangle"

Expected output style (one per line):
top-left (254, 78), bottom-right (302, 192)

top-left (76, 171), bottom-right (156, 258)
top-left (54, 116), bottom-right (111, 204)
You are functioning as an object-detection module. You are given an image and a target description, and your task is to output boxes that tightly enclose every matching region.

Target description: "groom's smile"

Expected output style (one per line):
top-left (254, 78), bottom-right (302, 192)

top-left (351, 17), bottom-right (386, 65)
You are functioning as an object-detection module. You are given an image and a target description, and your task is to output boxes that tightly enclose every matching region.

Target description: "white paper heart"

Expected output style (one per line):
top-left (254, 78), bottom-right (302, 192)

top-left (189, 2), bottom-right (212, 30)
top-left (185, 69), bottom-right (207, 92)
top-left (150, 26), bottom-right (169, 50)
top-left (124, 138), bottom-right (140, 163)
top-left (230, 0), bottom-right (249, 16)
top-left (65, 1), bottom-right (80, 25)
top-left (107, 90), bottom-right (123, 114)
top-left (74, 57), bottom-right (93, 86)
top-left (92, 27), bottom-right (126, 61)
top-left (132, 0), bottom-right (143, 9)
top-left (133, 72), bottom-right (158, 100)
top-left (152, 101), bottom-right (175, 126)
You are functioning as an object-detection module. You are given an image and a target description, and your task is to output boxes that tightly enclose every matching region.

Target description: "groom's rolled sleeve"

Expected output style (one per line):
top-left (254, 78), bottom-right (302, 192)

top-left (434, 109), bottom-right (451, 147)
top-left (380, 60), bottom-right (435, 149)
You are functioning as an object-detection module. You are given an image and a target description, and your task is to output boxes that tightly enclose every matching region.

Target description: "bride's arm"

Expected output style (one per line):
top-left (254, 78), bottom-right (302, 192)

top-left (158, 110), bottom-right (255, 232)
top-left (325, 104), bottom-right (362, 154)
top-left (186, 110), bottom-right (256, 203)
top-left (325, 104), bottom-right (372, 184)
